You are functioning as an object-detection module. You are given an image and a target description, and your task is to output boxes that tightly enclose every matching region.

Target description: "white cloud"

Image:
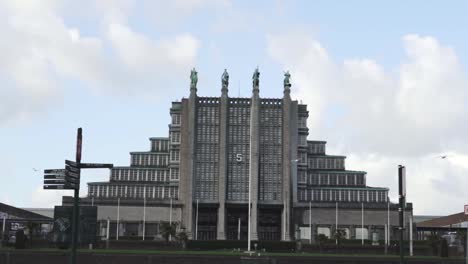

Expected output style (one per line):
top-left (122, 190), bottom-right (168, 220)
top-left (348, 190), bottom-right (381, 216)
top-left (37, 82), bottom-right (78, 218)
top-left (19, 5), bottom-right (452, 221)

top-left (267, 32), bottom-right (468, 215)
top-left (30, 186), bottom-right (73, 208)
top-left (0, 0), bottom-right (200, 125)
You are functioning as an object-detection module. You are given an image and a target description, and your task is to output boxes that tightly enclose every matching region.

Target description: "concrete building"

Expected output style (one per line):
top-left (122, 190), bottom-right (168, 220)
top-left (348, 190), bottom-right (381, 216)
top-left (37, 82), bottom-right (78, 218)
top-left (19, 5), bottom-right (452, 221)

top-left (62, 69), bottom-right (413, 242)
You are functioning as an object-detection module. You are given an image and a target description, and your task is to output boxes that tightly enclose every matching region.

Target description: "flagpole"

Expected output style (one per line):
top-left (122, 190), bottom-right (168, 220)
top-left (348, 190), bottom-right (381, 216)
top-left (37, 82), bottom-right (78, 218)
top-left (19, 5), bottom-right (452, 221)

top-left (309, 200), bottom-right (312, 244)
top-left (335, 202), bottom-right (338, 245)
top-left (143, 192), bottom-right (146, 241)
top-left (361, 202), bottom-right (364, 245)
top-left (195, 199), bottom-right (199, 240)
top-left (116, 198), bottom-right (120, 240)
top-left (169, 198), bottom-right (173, 241)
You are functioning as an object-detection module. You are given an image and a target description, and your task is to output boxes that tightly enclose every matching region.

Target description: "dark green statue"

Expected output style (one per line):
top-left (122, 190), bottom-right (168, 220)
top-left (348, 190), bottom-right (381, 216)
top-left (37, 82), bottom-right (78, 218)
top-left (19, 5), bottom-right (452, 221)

top-left (252, 67), bottom-right (260, 87)
top-left (221, 69), bottom-right (229, 88)
top-left (284, 70), bottom-right (291, 87)
top-left (190, 68), bottom-right (198, 89)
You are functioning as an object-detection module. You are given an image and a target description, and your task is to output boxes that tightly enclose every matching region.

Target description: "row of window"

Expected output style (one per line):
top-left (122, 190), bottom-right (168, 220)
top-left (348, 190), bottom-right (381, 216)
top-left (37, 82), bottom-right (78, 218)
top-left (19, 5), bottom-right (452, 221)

top-left (88, 185), bottom-right (179, 199)
top-left (131, 154), bottom-right (169, 167)
top-left (298, 172), bottom-right (366, 186)
top-left (297, 188), bottom-right (388, 203)
top-left (228, 107), bottom-right (250, 125)
top-left (197, 106), bottom-right (220, 125)
top-left (308, 142), bottom-right (326, 154)
top-left (150, 139), bottom-right (170, 152)
top-left (308, 157), bottom-right (345, 170)
top-left (111, 168), bottom-right (179, 182)
top-left (194, 106), bottom-right (220, 201)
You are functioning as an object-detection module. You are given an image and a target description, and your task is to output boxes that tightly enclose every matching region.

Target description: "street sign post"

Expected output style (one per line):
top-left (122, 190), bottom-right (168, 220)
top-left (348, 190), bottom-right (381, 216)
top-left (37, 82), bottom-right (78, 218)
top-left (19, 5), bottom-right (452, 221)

top-left (42, 128), bottom-right (113, 264)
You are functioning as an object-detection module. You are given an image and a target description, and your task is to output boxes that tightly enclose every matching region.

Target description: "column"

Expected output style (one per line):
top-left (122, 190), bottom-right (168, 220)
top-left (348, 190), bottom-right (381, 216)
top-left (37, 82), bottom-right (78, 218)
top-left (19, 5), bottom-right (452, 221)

top-left (281, 77), bottom-right (292, 241)
top-left (248, 70), bottom-right (260, 241)
top-left (217, 75), bottom-right (228, 240)
top-left (180, 74), bottom-right (197, 239)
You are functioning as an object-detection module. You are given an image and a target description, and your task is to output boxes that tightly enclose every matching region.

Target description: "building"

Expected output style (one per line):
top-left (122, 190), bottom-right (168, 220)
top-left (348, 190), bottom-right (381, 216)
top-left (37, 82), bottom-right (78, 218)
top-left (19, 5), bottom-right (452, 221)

top-left (0, 203), bottom-right (53, 243)
top-left (62, 69), bottom-right (413, 242)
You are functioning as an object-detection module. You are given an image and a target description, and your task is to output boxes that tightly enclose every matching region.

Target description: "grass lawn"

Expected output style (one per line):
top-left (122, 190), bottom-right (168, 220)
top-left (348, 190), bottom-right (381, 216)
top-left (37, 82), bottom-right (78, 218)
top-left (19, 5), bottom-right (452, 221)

top-left (0, 247), bottom-right (464, 260)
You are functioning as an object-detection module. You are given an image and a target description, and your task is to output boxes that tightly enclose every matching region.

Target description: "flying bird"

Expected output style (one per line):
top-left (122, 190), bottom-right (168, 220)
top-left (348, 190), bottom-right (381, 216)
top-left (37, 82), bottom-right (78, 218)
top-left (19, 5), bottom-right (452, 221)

top-left (32, 168), bottom-right (38, 172)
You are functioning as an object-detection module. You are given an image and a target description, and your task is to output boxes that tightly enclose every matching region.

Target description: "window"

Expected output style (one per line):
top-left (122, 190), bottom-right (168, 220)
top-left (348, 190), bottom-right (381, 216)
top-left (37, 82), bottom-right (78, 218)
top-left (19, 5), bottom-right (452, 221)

top-left (172, 114), bottom-right (181, 125)
top-left (298, 170), bottom-right (306, 184)
top-left (170, 150), bottom-right (179, 162)
top-left (171, 132), bottom-right (180, 143)
top-left (170, 168), bottom-right (179, 180)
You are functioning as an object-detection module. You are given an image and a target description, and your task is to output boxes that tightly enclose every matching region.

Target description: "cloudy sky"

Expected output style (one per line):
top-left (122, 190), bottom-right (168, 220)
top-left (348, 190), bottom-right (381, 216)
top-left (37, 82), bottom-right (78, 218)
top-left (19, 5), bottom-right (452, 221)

top-left (0, 0), bottom-right (467, 215)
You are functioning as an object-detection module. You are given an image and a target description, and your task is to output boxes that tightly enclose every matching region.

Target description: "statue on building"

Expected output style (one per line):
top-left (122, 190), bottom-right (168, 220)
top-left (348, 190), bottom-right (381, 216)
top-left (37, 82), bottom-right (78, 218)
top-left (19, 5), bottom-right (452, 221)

top-left (252, 67), bottom-right (260, 87)
top-left (284, 70), bottom-right (291, 87)
top-left (190, 68), bottom-right (198, 89)
top-left (221, 69), bottom-right (229, 89)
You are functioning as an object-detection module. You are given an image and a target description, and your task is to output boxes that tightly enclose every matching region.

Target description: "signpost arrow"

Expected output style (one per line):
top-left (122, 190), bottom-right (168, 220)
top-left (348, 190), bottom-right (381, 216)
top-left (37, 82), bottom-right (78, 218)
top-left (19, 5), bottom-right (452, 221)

top-left (44, 169), bottom-right (65, 174)
top-left (79, 163), bottom-right (113, 169)
top-left (65, 176), bottom-right (79, 184)
top-left (65, 160), bottom-right (79, 168)
top-left (66, 170), bottom-right (80, 179)
top-left (44, 175), bottom-right (65, 179)
top-left (66, 165), bottom-right (80, 173)
top-left (44, 185), bottom-right (68, 190)
top-left (44, 179), bottom-right (66, 184)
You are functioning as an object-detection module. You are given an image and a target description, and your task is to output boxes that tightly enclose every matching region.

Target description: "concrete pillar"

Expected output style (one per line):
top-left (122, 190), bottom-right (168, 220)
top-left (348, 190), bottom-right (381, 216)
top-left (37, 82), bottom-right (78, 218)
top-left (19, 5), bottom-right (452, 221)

top-left (180, 80), bottom-right (197, 239)
top-left (248, 72), bottom-right (260, 241)
top-left (281, 80), bottom-right (292, 241)
top-left (217, 77), bottom-right (228, 240)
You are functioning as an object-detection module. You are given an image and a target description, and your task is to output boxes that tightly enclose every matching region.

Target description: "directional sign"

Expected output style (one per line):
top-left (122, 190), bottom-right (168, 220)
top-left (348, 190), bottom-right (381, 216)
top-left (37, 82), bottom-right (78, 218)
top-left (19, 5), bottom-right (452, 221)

top-left (79, 163), bottom-right (113, 169)
top-left (44, 185), bottom-right (70, 190)
top-left (65, 176), bottom-right (79, 184)
top-left (44, 175), bottom-right (65, 179)
top-left (66, 170), bottom-right (80, 179)
top-left (65, 160), bottom-right (79, 168)
top-left (65, 183), bottom-right (79, 189)
top-left (44, 179), bottom-right (66, 184)
top-left (44, 169), bottom-right (65, 174)
top-left (66, 165), bottom-right (80, 173)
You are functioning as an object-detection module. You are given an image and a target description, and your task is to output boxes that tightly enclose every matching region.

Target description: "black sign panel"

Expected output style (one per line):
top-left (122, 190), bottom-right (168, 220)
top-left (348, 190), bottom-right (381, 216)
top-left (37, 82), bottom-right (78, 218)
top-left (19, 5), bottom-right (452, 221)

top-left (44, 179), bottom-right (66, 184)
top-left (65, 160), bottom-right (79, 168)
top-left (44, 175), bottom-right (65, 179)
top-left (66, 165), bottom-right (80, 173)
top-left (44, 185), bottom-right (69, 190)
top-left (53, 206), bottom-right (97, 247)
top-left (44, 169), bottom-right (65, 174)
top-left (65, 176), bottom-right (79, 184)
top-left (79, 163), bottom-right (113, 169)
top-left (65, 170), bottom-right (80, 179)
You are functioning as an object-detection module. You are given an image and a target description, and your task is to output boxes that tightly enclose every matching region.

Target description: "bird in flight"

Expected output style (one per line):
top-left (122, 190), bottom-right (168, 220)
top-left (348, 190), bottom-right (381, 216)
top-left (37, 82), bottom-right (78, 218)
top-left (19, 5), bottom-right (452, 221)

top-left (32, 168), bottom-right (38, 172)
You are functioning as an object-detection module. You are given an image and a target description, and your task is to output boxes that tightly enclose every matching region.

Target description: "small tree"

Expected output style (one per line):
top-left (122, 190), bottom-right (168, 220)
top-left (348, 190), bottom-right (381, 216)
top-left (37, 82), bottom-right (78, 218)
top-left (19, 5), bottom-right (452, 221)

top-left (316, 234), bottom-right (328, 252)
top-left (159, 222), bottom-right (177, 243)
top-left (176, 230), bottom-right (188, 249)
top-left (333, 229), bottom-right (347, 245)
top-left (456, 230), bottom-right (467, 257)
top-left (426, 233), bottom-right (439, 256)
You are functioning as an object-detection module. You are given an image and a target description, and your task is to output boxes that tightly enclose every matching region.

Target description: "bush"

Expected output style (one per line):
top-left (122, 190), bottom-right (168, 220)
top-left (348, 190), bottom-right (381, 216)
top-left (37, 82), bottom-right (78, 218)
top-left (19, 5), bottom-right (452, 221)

top-left (186, 240), bottom-right (295, 252)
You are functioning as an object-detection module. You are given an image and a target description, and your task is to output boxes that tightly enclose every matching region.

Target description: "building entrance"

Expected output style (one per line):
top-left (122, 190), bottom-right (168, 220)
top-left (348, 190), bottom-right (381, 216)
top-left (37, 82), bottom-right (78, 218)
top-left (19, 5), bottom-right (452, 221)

top-left (195, 207), bottom-right (217, 240)
top-left (226, 207), bottom-right (248, 240)
top-left (258, 208), bottom-right (281, 241)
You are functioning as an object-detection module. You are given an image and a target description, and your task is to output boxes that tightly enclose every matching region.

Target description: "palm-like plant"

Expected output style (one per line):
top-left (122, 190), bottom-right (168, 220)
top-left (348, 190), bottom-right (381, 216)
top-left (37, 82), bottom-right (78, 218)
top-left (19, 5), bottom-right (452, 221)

top-left (159, 222), bottom-right (177, 242)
